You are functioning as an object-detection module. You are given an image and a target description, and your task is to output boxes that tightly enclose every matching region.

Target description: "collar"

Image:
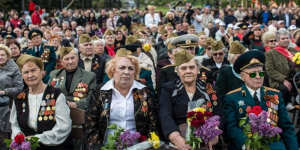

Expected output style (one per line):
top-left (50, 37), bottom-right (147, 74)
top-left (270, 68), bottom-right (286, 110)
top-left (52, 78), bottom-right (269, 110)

top-left (80, 54), bottom-right (94, 61)
top-left (101, 79), bottom-right (145, 91)
top-left (245, 85), bottom-right (261, 101)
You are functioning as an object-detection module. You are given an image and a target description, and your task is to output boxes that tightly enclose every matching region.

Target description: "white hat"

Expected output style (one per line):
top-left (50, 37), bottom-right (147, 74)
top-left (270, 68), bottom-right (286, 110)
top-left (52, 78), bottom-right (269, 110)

top-left (227, 24), bottom-right (234, 28)
top-left (233, 25), bottom-right (240, 30)
top-left (289, 25), bottom-right (297, 31)
top-left (219, 22), bottom-right (225, 26)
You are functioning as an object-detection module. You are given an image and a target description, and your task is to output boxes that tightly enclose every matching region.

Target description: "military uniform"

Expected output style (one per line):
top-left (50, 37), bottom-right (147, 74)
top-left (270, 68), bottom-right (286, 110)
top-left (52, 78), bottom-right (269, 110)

top-left (224, 50), bottom-right (298, 150)
top-left (22, 30), bottom-right (56, 83)
top-left (201, 58), bottom-right (230, 84)
top-left (49, 67), bottom-right (97, 110)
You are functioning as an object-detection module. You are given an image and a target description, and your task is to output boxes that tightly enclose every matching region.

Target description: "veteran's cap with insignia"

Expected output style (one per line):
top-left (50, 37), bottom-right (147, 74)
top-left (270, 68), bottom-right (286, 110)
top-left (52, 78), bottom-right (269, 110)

top-left (28, 29), bottom-right (43, 40)
top-left (104, 29), bottom-right (115, 37)
top-left (239, 22), bottom-right (249, 30)
top-left (172, 34), bottom-right (199, 48)
top-left (16, 54), bottom-right (44, 70)
top-left (79, 34), bottom-right (92, 44)
top-left (211, 40), bottom-right (225, 51)
top-left (91, 35), bottom-right (100, 41)
top-left (3, 32), bottom-right (17, 39)
top-left (229, 41), bottom-right (246, 54)
top-left (233, 50), bottom-right (265, 74)
top-left (115, 48), bottom-right (132, 57)
top-left (58, 46), bottom-right (75, 59)
top-left (174, 48), bottom-right (194, 66)
top-left (204, 37), bottom-right (215, 49)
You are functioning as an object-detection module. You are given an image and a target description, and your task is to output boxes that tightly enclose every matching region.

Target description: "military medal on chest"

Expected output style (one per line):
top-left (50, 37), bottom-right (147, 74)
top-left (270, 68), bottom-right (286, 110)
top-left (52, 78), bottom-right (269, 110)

top-left (264, 94), bottom-right (279, 126)
top-left (38, 93), bottom-right (56, 122)
top-left (41, 48), bottom-right (50, 63)
top-left (206, 83), bottom-right (218, 106)
top-left (50, 76), bottom-right (64, 87)
top-left (73, 82), bottom-right (89, 101)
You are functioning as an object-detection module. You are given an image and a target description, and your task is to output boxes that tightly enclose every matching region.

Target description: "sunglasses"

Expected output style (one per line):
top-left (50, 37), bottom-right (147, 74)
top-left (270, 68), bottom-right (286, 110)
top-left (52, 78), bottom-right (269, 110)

top-left (243, 71), bottom-right (265, 78)
top-left (213, 52), bottom-right (224, 56)
top-left (268, 40), bottom-right (276, 43)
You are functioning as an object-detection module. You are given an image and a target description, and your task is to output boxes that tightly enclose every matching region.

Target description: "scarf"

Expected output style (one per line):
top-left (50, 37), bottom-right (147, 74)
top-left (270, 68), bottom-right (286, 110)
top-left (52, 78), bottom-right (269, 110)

top-left (295, 46), bottom-right (300, 51)
top-left (105, 45), bottom-right (115, 57)
top-left (274, 46), bottom-right (294, 60)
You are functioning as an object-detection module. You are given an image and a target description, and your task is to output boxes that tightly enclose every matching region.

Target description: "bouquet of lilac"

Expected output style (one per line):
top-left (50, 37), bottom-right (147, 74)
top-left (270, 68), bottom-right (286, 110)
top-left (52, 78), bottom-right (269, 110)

top-left (240, 106), bottom-right (282, 150)
top-left (194, 115), bottom-right (223, 144)
top-left (116, 130), bottom-right (141, 150)
top-left (101, 124), bottom-right (142, 150)
top-left (4, 133), bottom-right (40, 150)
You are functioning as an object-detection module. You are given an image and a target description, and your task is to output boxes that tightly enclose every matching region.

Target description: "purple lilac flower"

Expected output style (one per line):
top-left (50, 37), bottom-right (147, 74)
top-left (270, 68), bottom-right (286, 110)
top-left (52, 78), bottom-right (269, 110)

top-left (194, 115), bottom-right (223, 143)
top-left (248, 111), bottom-right (282, 137)
top-left (116, 130), bottom-right (141, 150)
top-left (21, 141), bottom-right (31, 150)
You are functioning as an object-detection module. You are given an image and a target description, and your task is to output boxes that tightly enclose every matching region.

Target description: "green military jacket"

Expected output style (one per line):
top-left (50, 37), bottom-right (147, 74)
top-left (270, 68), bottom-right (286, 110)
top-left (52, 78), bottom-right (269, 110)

top-left (224, 84), bottom-right (298, 150)
top-left (49, 67), bottom-right (97, 110)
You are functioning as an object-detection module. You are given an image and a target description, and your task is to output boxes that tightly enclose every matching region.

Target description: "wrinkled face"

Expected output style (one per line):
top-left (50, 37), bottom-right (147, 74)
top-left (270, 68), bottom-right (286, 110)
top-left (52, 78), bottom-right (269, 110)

top-left (278, 34), bottom-right (289, 48)
top-left (9, 43), bottom-right (20, 57)
top-left (265, 38), bottom-right (276, 48)
top-left (212, 49), bottom-right (225, 63)
top-left (113, 57), bottom-right (136, 89)
top-left (80, 42), bottom-right (94, 56)
top-left (177, 59), bottom-right (198, 85)
top-left (241, 66), bottom-right (264, 90)
top-left (94, 42), bottom-right (105, 55)
top-left (0, 50), bottom-right (8, 65)
top-left (61, 51), bottom-right (78, 71)
top-left (105, 35), bottom-right (115, 45)
top-left (21, 62), bottom-right (44, 87)
top-left (32, 35), bottom-right (42, 46)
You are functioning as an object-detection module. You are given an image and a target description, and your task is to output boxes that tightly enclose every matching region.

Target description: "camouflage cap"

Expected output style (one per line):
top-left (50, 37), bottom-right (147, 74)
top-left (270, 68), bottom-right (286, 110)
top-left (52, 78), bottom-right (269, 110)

top-left (174, 48), bottom-right (194, 66)
top-left (229, 41), bottom-right (246, 54)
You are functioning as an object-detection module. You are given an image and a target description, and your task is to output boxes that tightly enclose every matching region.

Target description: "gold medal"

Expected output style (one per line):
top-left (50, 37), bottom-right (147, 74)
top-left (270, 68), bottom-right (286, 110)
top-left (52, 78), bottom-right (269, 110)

top-left (51, 94), bottom-right (54, 99)
top-left (49, 115), bottom-right (53, 120)
top-left (78, 93), bottom-right (83, 98)
top-left (213, 101), bottom-right (217, 106)
top-left (52, 106), bottom-right (56, 111)
top-left (47, 106), bottom-right (51, 111)
top-left (239, 108), bottom-right (243, 114)
top-left (38, 116), bottom-right (43, 121)
top-left (44, 116), bottom-right (48, 121)
top-left (46, 94), bottom-right (50, 100)
top-left (209, 108), bottom-right (213, 112)
top-left (22, 103), bottom-right (26, 108)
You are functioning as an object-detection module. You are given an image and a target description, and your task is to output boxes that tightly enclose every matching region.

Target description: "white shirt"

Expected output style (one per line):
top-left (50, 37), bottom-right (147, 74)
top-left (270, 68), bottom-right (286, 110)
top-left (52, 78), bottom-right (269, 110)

top-left (10, 92), bottom-right (72, 146)
top-left (246, 86), bottom-right (261, 102)
top-left (101, 80), bottom-right (145, 141)
top-left (215, 63), bottom-right (222, 69)
top-left (144, 13), bottom-right (161, 28)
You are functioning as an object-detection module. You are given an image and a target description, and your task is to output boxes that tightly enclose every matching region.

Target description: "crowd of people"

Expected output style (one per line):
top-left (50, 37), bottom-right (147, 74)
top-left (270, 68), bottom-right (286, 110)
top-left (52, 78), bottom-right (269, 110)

top-left (0, 1), bottom-right (300, 150)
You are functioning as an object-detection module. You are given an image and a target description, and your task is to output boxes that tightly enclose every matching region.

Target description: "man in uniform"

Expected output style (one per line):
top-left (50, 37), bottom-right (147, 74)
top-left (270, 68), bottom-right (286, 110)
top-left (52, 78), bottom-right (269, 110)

top-left (224, 50), bottom-right (298, 150)
top-left (201, 40), bottom-right (230, 85)
top-left (22, 29), bottom-right (56, 83)
top-left (78, 34), bottom-right (106, 85)
top-left (49, 46), bottom-right (96, 110)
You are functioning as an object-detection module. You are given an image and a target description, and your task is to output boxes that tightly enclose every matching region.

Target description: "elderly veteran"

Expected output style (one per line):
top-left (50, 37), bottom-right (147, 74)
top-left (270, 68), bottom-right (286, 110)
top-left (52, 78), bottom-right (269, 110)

top-left (0, 45), bottom-right (23, 148)
top-left (85, 49), bottom-right (158, 149)
top-left (159, 49), bottom-right (220, 150)
top-left (224, 50), bottom-right (298, 150)
top-left (171, 34), bottom-right (199, 56)
top-left (49, 46), bottom-right (97, 110)
top-left (201, 40), bottom-right (230, 85)
top-left (78, 34), bottom-right (106, 85)
top-left (93, 38), bottom-right (111, 62)
top-left (10, 54), bottom-right (72, 149)
top-left (216, 41), bottom-right (247, 107)
top-left (22, 29), bottom-right (56, 83)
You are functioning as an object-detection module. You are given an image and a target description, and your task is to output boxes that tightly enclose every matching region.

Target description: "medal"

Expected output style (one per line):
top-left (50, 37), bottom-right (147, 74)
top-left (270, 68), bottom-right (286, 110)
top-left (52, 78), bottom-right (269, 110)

top-left (44, 116), bottom-right (48, 121)
top-left (38, 116), bottom-right (43, 121)
top-left (52, 106), bottom-right (56, 111)
top-left (51, 94), bottom-right (54, 99)
top-left (213, 101), bottom-right (217, 106)
top-left (239, 108), bottom-right (243, 114)
top-left (49, 115), bottom-right (53, 120)
top-left (47, 106), bottom-right (51, 111)
top-left (42, 100), bottom-right (47, 106)
top-left (46, 94), bottom-right (50, 100)
top-left (22, 102), bottom-right (26, 112)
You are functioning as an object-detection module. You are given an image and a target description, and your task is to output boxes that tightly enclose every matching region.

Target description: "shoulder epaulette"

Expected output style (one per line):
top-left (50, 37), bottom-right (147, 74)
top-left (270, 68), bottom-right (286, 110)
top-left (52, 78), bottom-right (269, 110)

top-left (200, 65), bottom-right (211, 72)
top-left (264, 86), bottom-right (280, 93)
top-left (226, 88), bottom-right (242, 95)
top-left (162, 64), bottom-right (174, 69)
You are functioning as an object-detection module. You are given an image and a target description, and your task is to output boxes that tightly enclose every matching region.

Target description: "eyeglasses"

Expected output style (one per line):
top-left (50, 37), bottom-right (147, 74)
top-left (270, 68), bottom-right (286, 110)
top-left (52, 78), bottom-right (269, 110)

top-left (243, 71), bottom-right (265, 78)
top-left (212, 52), bottom-right (224, 57)
top-left (268, 40), bottom-right (276, 43)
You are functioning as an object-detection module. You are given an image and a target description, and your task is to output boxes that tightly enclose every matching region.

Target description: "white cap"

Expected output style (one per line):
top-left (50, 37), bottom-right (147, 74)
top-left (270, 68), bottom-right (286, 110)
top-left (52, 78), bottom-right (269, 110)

top-left (219, 22), bottom-right (225, 26)
top-left (227, 24), bottom-right (234, 28)
top-left (289, 25), bottom-right (297, 31)
top-left (233, 25), bottom-right (240, 30)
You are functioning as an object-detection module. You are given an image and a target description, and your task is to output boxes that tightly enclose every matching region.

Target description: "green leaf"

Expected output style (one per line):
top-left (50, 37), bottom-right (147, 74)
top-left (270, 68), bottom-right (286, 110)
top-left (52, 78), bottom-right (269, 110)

top-left (3, 138), bottom-right (12, 148)
top-left (239, 119), bottom-right (246, 127)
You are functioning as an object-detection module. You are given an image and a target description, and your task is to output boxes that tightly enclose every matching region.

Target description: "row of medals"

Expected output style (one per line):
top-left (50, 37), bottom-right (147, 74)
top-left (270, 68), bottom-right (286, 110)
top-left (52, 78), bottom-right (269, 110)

top-left (38, 94), bottom-right (56, 121)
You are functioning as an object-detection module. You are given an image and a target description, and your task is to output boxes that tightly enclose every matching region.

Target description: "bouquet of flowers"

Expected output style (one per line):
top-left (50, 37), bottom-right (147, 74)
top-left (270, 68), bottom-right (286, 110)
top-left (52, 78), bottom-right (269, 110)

top-left (292, 52), bottom-right (300, 64)
top-left (239, 105), bottom-right (282, 150)
top-left (186, 107), bottom-right (223, 150)
top-left (4, 133), bottom-right (39, 150)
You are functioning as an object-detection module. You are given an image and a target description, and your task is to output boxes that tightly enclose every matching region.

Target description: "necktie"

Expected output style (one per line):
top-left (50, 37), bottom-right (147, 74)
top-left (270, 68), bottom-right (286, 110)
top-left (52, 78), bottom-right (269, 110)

top-left (253, 91), bottom-right (260, 105)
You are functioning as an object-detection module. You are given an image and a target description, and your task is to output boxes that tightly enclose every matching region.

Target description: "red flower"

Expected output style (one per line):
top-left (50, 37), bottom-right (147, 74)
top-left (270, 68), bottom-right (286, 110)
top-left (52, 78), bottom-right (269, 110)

top-left (196, 112), bottom-right (204, 120)
top-left (187, 111), bottom-right (196, 118)
top-left (139, 135), bottom-right (147, 142)
top-left (204, 111), bottom-right (213, 117)
top-left (246, 106), bottom-right (252, 113)
top-left (274, 95), bottom-right (278, 100)
top-left (212, 94), bottom-right (217, 101)
top-left (14, 133), bottom-right (25, 144)
top-left (191, 119), bottom-right (202, 128)
top-left (248, 105), bottom-right (263, 115)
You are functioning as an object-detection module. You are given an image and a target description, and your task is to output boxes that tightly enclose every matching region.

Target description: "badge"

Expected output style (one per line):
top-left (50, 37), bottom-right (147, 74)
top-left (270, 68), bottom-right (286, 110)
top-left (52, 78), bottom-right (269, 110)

top-left (22, 103), bottom-right (25, 108)
top-left (239, 108), bottom-right (243, 114)
top-left (44, 116), bottom-right (48, 121)
top-left (207, 101), bottom-right (212, 107)
top-left (213, 101), bottom-right (217, 106)
top-left (46, 94), bottom-right (50, 100)
top-left (52, 106), bottom-right (56, 111)
top-left (238, 100), bottom-right (245, 106)
top-left (266, 101), bottom-right (271, 107)
top-left (38, 116), bottom-right (43, 121)
top-left (242, 90), bottom-right (246, 97)
top-left (49, 115), bottom-right (53, 120)
top-left (41, 100), bottom-right (47, 106)
top-left (46, 106), bottom-right (51, 111)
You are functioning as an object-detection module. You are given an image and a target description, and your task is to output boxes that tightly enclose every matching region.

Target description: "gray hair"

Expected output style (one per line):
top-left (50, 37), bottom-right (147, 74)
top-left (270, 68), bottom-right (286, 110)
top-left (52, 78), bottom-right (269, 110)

top-left (276, 28), bottom-right (289, 41)
top-left (93, 39), bottom-right (105, 45)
